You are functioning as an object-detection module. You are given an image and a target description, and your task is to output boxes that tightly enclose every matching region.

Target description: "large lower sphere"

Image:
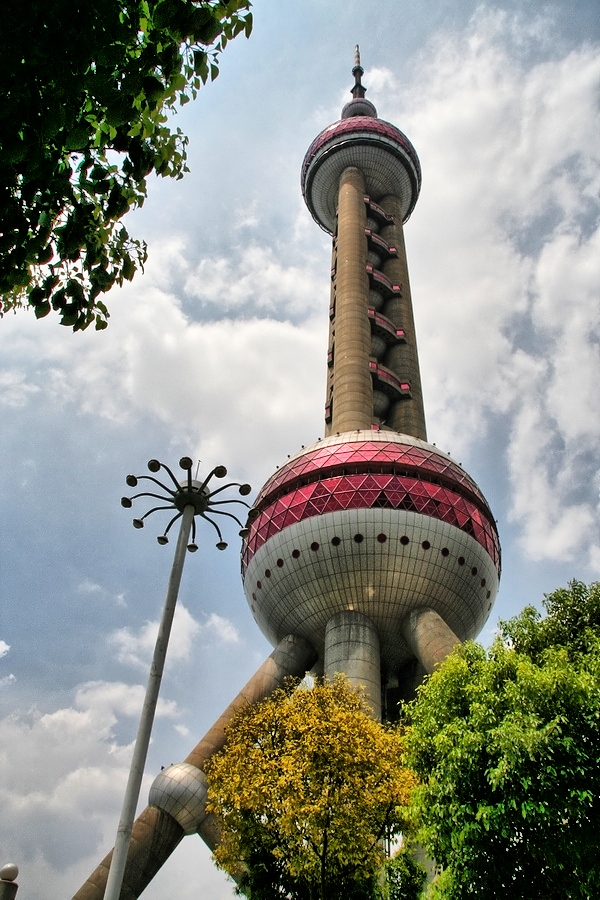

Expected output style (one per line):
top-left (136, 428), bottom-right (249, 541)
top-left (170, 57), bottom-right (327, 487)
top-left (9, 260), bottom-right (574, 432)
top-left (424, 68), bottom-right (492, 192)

top-left (242, 431), bottom-right (500, 674)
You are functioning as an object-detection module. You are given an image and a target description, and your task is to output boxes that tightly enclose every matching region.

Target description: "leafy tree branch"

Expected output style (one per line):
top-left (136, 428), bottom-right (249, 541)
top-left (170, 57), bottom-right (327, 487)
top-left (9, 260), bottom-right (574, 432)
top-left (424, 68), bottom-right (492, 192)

top-left (0, 0), bottom-right (252, 330)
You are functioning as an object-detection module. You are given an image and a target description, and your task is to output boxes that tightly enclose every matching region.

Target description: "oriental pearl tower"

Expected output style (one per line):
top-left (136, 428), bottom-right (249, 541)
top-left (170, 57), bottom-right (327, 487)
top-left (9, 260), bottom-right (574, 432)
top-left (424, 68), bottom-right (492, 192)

top-left (240, 48), bottom-right (500, 718)
top-left (73, 50), bottom-right (500, 899)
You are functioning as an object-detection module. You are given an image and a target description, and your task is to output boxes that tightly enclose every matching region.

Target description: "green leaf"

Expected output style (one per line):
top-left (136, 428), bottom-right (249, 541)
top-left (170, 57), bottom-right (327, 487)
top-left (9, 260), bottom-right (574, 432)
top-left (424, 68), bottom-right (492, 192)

top-left (28, 287), bottom-right (46, 306)
top-left (34, 300), bottom-right (51, 318)
top-left (121, 256), bottom-right (135, 281)
top-left (65, 127), bottom-right (90, 151)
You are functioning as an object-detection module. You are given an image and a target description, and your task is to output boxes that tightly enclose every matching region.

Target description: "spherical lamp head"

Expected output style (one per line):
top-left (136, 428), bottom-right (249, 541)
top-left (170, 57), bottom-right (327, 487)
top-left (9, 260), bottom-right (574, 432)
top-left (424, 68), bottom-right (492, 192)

top-left (239, 483), bottom-right (252, 496)
top-left (147, 459), bottom-right (161, 473)
top-left (179, 457), bottom-right (193, 471)
top-left (121, 497), bottom-right (133, 508)
top-left (0, 864), bottom-right (18, 882)
top-left (126, 474), bottom-right (138, 487)
top-left (214, 465), bottom-right (227, 478)
top-left (133, 518), bottom-right (144, 529)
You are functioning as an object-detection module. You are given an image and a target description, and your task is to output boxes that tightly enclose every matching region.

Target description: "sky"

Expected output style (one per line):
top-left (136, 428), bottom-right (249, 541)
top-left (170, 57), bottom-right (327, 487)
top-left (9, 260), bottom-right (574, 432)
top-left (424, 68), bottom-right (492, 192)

top-left (1, 0), bottom-right (599, 896)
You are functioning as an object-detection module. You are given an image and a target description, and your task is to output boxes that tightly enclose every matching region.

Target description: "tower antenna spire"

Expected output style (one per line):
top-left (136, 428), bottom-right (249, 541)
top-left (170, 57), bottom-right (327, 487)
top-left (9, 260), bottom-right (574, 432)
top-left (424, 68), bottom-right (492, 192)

top-left (352, 44), bottom-right (366, 99)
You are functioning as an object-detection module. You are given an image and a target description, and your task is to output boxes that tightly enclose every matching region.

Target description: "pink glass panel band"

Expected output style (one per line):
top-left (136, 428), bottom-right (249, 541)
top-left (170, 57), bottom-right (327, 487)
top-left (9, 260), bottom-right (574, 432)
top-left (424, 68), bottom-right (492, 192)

top-left (242, 472), bottom-right (500, 575)
top-left (256, 441), bottom-right (488, 507)
top-left (302, 116), bottom-right (422, 185)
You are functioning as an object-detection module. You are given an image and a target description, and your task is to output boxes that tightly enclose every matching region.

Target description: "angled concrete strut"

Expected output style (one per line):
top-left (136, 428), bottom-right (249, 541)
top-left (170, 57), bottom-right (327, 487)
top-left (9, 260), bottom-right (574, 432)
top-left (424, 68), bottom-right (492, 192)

top-left (72, 634), bottom-right (317, 900)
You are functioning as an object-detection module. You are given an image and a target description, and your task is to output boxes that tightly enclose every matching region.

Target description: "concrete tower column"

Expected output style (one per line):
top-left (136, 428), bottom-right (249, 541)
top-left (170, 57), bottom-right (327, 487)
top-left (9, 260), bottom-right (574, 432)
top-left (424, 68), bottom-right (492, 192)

top-left (73, 634), bottom-right (317, 900)
top-left (331, 166), bottom-right (373, 433)
top-left (324, 610), bottom-right (381, 719)
top-left (379, 194), bottom-right (427, 440)
top-left (402, 608), bottom-right (460, 674)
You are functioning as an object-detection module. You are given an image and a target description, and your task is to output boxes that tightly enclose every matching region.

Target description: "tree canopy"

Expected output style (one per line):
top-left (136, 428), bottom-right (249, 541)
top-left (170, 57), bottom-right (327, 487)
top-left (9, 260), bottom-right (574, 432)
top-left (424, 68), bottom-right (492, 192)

top-left (0, 0), bottom-right (252, 331)
top-left (205, 676), bottom-right (417, 900)
top-left (384, 852), bottom-right (427, 900)
top-left (405, 581), bottom-right (600, 900)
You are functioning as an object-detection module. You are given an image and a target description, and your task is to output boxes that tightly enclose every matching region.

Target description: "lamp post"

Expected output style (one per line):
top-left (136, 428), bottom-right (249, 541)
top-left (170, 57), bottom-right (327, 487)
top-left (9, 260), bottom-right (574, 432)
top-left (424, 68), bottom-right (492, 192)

top-left (104, 457), bottom-right (252, 900)
top-left (0, 864), bottom-right (18, 900)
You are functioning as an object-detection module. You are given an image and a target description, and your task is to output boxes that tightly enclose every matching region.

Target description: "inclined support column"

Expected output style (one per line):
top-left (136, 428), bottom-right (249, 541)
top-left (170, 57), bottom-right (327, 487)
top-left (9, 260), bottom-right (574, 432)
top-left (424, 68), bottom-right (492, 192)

top-left (402, 608), bottom-right (460, 674)
top-left (331, 166), bottom-right (373, 433)
top-left (379, 194), bottom-right (427, 440)
top-left (324, 610), bottom-right (381, 719)
top-left (73, 634), bottom-right (317, 900)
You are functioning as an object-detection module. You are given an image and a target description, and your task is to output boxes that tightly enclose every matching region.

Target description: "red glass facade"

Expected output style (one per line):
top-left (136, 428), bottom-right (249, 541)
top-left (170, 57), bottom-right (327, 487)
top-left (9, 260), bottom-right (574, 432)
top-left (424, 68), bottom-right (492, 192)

top-left (302, 116), bottom-right (422, 187)
top-left (242, 441), bottom-right (500, 575)
top-left (254, 440), bottom-right (489, 507)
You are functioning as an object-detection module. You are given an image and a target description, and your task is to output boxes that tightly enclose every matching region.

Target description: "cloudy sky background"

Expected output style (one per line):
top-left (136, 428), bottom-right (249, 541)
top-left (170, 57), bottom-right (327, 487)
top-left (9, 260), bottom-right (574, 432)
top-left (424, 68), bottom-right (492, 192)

top-left (1, 0), bottom-right (599, 896)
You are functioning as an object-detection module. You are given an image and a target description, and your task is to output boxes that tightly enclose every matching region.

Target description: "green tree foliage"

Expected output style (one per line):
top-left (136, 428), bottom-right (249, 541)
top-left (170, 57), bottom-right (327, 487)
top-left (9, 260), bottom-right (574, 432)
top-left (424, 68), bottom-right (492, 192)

top-left (406, 581), bottom-right (600, 900)
top-left (0, 0), bottom-right (251, 330)
top-left (205, 676), bottom-right (417, 900)
top-left (383, 851), bottom-right (427, 900)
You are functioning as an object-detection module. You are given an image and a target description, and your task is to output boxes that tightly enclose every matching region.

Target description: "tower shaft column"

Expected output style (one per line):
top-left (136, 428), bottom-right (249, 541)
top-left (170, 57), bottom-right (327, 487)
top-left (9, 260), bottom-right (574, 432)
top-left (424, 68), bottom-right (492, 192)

top-left (324, 610), bottom-right (381, 719)
top-left (331, 166), bottom-right (373, 433)
top-left (379, 194), bottom-right (427, 440)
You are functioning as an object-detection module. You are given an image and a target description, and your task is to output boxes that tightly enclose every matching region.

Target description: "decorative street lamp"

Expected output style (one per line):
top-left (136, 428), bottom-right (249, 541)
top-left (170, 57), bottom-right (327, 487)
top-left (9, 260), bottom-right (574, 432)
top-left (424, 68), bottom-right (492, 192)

top-left (104, 457), bottom-right (253, 900)
top-left (0, 864), bottom-right (19, 900)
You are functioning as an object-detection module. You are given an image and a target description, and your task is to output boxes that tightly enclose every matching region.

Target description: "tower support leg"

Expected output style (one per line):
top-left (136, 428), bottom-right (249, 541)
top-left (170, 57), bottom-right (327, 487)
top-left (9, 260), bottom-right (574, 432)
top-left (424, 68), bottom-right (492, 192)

top-left (324, 610), bottom-right (381, 719)
top-left (401, 608), bottom-right (460, 674)
top-left (72, 634), bottom-right (317, 900)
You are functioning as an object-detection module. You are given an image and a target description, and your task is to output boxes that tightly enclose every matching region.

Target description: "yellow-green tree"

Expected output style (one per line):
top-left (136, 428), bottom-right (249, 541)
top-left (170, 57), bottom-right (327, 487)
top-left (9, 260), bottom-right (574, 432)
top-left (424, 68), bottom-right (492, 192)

top-left (206, 675), bottom-right (417, 900)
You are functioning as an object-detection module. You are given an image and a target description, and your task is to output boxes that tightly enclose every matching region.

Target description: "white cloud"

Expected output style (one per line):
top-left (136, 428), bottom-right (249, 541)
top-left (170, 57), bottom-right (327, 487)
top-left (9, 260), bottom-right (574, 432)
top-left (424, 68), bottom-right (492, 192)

top-left (0, 7), bottom-right (596, 574)
top-left (77, 580), bottom-right (127, 608)
top-left (0, 369), bottom-right (40, 407)
top-left (110, 603), bottom-right (201, 670)
top-left (74, 680), bottom-right (180, 721)
top-left (203, 613), bottom-right (240, 644)
top-left (110, 605), bottom-right (240, 673)
top-left (174, 723), bottom-right (191, 737)
top-left (118, 288), bottom-right (327, 463)
top-left (185, 242), bottom-right (323, 317)
top-left (77, 579), bottom-right (104, 596)
top-left (0, 12), bottom-right (594, 568)
top-left (0, 676), bottom-right (184, 896)
top-left (142, 831), bottom-right (236, 900)
top-left (507, 400), bottom-right (596, 562)
top-left (233, 197), bottom-right (260, 230)
top-left (0, 641), bottom-right (13, 689)
top-left (365, 10), bottom-right (600, 568)
top-left (0, 254), bottom-right (327, 485)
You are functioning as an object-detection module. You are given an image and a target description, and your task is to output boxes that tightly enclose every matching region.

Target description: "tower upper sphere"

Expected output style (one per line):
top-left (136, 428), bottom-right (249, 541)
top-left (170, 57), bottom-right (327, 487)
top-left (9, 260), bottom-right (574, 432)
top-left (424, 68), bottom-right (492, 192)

top-left (301, 47), bottom-right (421, 234)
